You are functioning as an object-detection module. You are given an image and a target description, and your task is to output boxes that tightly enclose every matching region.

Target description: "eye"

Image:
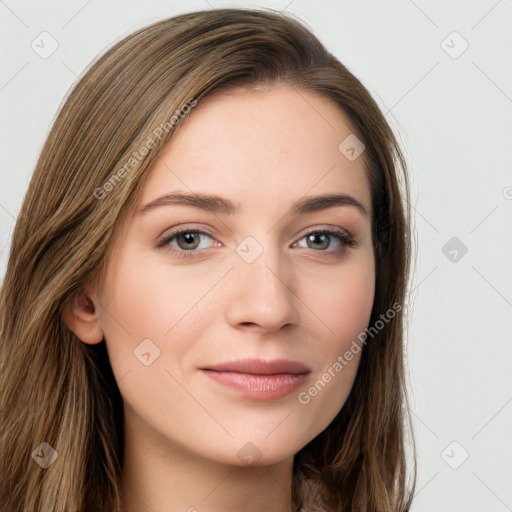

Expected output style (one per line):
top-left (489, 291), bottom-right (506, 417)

top-left (292, 227), bottom-right (355, 254)
top-left (156, 227), bottom-right (216, 258)
top-left (157, 225), bottom-right (355, 259)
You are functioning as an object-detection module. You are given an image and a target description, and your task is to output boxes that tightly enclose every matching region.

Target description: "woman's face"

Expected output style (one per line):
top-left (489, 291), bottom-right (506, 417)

top-left (87, 85), bottom-right (375, 466)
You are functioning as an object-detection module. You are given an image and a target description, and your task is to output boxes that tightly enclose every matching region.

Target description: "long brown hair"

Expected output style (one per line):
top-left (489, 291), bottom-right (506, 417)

top-left (0, 8), bottom-right (415, 511)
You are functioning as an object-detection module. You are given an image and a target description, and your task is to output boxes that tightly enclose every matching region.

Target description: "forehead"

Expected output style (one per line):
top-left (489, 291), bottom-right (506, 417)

top-left (139, 86), bottom-right (371, 216)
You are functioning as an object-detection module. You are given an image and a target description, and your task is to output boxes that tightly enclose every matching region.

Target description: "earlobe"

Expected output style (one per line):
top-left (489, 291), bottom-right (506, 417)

top-left (62, 289), bottom-right (104, 345)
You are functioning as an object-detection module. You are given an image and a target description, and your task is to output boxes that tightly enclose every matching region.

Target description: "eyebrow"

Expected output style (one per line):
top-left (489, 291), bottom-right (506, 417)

top-left (139, 192), bottom-right (368, 218)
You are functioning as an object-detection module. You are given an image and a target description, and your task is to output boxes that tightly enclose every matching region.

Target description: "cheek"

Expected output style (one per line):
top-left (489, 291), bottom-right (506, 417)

top-left (96, 260), bottom-right (213, 426)
top-left (330, 272), bottom-right (375, 338)
top-left (97, 253), bottom-right (219, 374)
top-left (296, 257), bottom-right (374, 422)
top-left (305, 255), bottom-right (375, 347)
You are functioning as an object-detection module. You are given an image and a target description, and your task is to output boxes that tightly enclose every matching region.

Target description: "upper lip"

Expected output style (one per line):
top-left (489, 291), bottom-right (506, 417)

top-left (201, 358), bottom-right (311, 375)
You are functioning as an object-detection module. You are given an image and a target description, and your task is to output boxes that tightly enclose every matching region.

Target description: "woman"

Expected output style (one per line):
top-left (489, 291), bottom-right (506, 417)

top-left (0, 8), bottom-right (416, 512)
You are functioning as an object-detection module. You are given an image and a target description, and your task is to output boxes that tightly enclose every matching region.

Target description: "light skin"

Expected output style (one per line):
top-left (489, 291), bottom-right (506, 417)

top-left (63, 85), bottom-right (375, 512)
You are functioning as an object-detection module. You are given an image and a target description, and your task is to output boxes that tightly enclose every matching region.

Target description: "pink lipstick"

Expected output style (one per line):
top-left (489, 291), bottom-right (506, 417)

top-left (200, 358), bottom-right (311, 400)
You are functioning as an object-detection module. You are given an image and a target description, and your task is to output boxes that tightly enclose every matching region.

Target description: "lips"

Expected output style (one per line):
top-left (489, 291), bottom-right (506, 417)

top-left (201, 358), bottom-right (311, 375)
top-left (200, 358), bottom-right (311, 400)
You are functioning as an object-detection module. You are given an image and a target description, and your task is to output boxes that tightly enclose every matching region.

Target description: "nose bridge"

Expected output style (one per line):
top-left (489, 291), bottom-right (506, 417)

top-left (225, 233), bottom-right (299, 330)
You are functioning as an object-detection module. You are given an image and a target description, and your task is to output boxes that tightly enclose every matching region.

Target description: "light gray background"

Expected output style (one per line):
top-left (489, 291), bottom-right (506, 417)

top-left (1, 1), bottom-right (511, 510)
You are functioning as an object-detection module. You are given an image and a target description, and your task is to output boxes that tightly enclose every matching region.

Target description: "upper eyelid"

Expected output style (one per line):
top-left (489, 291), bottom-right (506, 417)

top-left (160, 223), bottom-right (352, 238)
top-left (158, 224), bottom-right (353, 247)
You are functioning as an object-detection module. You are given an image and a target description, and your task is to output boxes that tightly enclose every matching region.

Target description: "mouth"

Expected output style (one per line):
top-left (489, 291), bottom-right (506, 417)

top-left (200, 358), bottom-right (311, 401)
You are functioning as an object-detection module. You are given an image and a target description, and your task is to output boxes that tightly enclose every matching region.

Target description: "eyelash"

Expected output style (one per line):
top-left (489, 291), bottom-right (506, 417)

top-left (156, 226), bottom-right (356, 259)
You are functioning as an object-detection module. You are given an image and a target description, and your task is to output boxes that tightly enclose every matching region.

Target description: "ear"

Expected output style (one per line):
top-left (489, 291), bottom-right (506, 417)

top-left (62, 289), bottom-right (104, 345)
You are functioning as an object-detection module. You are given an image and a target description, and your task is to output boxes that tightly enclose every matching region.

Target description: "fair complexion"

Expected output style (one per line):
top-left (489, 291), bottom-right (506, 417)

top-left (64, 85), bottom-right (375, 512)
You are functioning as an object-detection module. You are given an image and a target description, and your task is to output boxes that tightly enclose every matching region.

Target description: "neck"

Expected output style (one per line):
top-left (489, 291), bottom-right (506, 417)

top-left (119, 408), bottom-right (294, 512)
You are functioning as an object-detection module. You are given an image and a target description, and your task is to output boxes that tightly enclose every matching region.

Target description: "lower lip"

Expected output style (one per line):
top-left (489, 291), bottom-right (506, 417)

top-left (201, 370), bottom-right (308, 400)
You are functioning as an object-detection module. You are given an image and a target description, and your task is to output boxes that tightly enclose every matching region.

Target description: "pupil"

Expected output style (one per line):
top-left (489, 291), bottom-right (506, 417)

top-left (181, 233), bottom-right (198, 248)
top-left (309, 233), bottom-right (328, 249)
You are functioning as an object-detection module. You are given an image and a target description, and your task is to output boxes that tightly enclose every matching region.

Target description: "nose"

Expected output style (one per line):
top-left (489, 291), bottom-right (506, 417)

top-left (224, 240), bottom-right (300, 333)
